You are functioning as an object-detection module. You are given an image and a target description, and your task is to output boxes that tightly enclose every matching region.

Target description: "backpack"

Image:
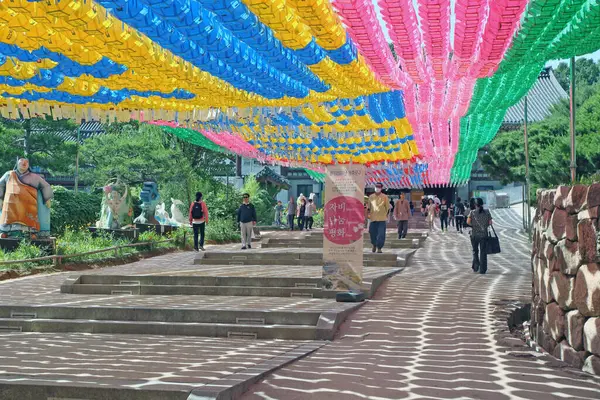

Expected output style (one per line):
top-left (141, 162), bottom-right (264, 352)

top-left (191, 201), bottom-right (204, 219)
top-left (455, 203), bottom-right (465, 216)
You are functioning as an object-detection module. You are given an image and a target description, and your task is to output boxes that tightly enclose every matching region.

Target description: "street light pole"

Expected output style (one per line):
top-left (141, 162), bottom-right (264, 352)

top-left (569, 56), bottom-right (577, 183)
top-left (74, 123), bottom-right (81, 194)
top-left (523, 95), bottom-right (531, 240)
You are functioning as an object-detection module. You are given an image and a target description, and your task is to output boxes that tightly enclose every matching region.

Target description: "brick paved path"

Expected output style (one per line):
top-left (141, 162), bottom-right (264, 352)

top-left (241, 211), bottom-right (600, 400)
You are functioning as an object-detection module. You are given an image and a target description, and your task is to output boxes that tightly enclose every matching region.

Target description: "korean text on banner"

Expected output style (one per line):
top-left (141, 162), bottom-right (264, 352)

top-left (323, 164), bottom-right (366, 291)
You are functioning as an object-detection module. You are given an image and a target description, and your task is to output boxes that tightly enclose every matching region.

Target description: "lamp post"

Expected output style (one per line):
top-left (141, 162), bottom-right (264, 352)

top-left (224, 158), bottom-right (233, 202)
top-left (74, 123), bottom-right (81, 194)
top-left (523, 95), bottom-right (531, 240)
top-left (569, 56), bottom-right (577, 183)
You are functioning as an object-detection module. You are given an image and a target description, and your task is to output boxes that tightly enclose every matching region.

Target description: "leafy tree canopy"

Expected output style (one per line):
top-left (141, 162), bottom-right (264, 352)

top-left (0, 117), bottom-right (77, 175)
top-left (481, 63), bottom-right (600, 189)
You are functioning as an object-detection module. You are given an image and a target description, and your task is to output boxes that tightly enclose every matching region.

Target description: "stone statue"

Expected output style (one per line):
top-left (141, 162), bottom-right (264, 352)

top-left (0, 158), bottom-right (53, 238)
top-left (133, 182), bottom-right (161, 225)
top-left (96, 181), bottom-right (133, 229)
top-left (169, 198), bottom-right (187, 226)
top-left (154, 202), bottom-right (170, 225)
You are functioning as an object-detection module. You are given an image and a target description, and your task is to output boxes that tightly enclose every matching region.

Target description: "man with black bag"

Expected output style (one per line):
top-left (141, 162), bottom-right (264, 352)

top-left (466, 198), bottom-right (494, 274)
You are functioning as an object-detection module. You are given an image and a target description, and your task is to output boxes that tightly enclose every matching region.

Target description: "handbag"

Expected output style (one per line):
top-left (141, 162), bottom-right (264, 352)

top-left (486, 225), bottom-right (501, 254)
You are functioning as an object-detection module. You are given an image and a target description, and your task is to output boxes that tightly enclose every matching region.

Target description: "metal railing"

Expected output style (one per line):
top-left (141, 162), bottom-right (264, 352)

top-left (0, 239), bottom-right (175, 267)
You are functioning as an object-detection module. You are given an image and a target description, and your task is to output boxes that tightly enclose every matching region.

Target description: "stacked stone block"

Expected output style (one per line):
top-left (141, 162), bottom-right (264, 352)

top-left (531, 183), bottom-right (600, 375)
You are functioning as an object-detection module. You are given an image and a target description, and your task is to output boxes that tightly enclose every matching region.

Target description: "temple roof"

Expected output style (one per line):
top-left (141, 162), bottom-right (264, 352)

top-left (255, 167), bottom-right (291, 189)
top-left (503, 67), bottom-right (568, 126)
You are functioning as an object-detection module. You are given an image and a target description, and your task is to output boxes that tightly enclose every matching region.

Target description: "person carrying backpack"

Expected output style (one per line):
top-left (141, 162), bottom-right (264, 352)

top-left (188, 192), bottom-right (209, 251)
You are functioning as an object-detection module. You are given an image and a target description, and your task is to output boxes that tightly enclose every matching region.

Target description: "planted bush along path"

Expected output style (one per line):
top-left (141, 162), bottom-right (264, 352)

top-left (241, 209), bottom-right (600, 400)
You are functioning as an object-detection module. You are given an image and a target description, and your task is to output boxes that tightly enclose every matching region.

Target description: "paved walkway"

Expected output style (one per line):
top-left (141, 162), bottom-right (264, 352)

top-left (241, 213), bottom-right (600, 400)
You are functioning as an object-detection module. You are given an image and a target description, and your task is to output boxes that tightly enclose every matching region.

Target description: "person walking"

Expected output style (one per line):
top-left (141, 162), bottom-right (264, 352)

top-left (274, 200), bottom-right (284, 227)
top-left (305, 198), bottom-right (317, 230)
top-left (367, 183), bottom-right (390, 253)
top-left (409, 201), bottom-right (414, 216)
top-left (426, 198), bottom-right (437, 232)
top-left (188, 192), bottom-right (209, 251)
top-left (287, 196), bottom-right (296, 231)
top-left (439, 198), bottom-right (449, 232)
top-left (454, 197), bottom-right (465, 233)
top-left (467, 198), bottom-right (493, 274)
top-left (421, 197), bottom-right (427, 216)
top-left (297, 197), bottom-right (307, 231)
top-left (449, 202), bottom-right (455, 227)
top-left (393, 192), bottom-right (410, 239)
top-left (237, 193), bottom-right (257, 250)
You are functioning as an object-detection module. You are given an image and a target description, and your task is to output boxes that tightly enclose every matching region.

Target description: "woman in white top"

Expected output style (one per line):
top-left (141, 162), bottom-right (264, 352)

top-left (426, 198), bottom-right (437, 232)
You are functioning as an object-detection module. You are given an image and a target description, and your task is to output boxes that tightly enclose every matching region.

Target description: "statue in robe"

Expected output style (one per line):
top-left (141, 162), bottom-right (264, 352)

top-left (96, 181), bottom-right (133, 230)
top-left (0, 158), bottom-right (54, 238)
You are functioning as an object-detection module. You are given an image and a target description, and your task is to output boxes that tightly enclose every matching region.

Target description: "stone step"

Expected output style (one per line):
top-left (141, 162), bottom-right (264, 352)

top-left (0, 318), bottom-right (322, 340)
top-left (261, 239), bottom-right (417, 249)
top-left (194, 252), bottom-right (398, 267)
top-left (307, 231), bottom-right (427, 239)
top-left (73, 274), bottom-right (324, 288)
top-left (61, 284), bottom-right (338, 298)
top-left (0, 305), bottom-right (320, 326)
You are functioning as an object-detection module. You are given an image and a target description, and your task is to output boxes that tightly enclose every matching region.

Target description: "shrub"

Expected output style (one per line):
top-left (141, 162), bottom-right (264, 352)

top-left (50, 186), bottom-right (102, 235)
top-left (0, 242), bottom-right (50, 270)
top-left (313, 209), bottom-right (324, 228)
top-left (206, 218), bottom-right (241, 243)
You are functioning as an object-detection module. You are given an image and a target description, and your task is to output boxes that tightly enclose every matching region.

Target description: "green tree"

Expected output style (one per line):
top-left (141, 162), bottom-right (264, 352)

top-left (80, 124), bottom-right (181, 186)
top-left (554, 58), bottom-right (600, 91)
top-left (481, 84), bottom-right (600, 188)
top-left (0, 117), bottom-right (77, 175)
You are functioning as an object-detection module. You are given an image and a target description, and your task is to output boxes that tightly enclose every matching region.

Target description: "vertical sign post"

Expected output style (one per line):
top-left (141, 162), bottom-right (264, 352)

top-left (322, 164), bottom-right (366, 292)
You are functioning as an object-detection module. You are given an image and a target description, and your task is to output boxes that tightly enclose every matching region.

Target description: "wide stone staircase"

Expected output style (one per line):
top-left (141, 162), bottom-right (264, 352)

top-left (0, 228), bottom-right (427, 400)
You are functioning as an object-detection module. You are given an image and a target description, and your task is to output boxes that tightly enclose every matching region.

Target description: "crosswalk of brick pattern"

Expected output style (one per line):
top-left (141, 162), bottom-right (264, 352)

top-left (241, 210), bottom-right (600, 400)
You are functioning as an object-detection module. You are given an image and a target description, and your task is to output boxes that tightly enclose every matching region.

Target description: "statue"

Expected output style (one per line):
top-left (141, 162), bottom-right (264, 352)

top-left (96, 181), bottom-right (133, 229)
top-left (133, 182), bottom-right (161, 225)
top-left (169, 198), bottom-right (187, 226)
top-left (154, 202), bottom-right (170, 225)
top-left (0, 158), bottom-right (53, 239)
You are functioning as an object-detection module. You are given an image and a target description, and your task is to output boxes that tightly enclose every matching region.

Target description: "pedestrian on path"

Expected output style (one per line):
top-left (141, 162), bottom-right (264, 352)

top-left (287, 196), bottom-right (296, 231)
top-left (273, 200), bottom-right (284, 227)
top-left (237, 193), bottom-right (257, 250)
top-left (421, 197), bottom-right (427, 216)
top-left (410, 201), bottom-right (414, 216)
top-left (439, 198), bottom-right (449, 232)
top-left (297, 197), bottom-right (306, 231)
top-left (393, 192), bottom-right (410, 239)
top-left (305, 198), bottom-right (317, 230)
top-left (188, 192), bottom-right (209, 252)
top-left (449, 202), bottom-right (455, 227)
top-left (467, 198), bottom-right (493, 274)
top-left (454, 197), bottom-right (466, 233)
top-left (367, 182), bottom-right (390, 253)
top-left (426, 198), bottom-right (437, 232)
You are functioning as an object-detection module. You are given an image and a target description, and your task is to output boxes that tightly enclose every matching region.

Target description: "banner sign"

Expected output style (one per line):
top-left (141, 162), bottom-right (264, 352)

top-left (322, 164), bottom-right (366, 291)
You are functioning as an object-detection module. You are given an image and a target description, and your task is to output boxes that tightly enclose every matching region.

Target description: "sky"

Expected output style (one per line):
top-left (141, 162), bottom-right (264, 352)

top-left (369, 0), bottom-right (600, 68)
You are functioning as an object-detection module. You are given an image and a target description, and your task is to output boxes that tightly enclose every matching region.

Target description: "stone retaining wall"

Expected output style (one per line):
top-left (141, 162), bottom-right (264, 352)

top-left (530, 183), bottom-right (600, 375)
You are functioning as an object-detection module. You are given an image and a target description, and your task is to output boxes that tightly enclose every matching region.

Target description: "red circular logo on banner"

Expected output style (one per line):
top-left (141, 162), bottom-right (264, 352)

top-left (324, 196), bottom-right (365, 245)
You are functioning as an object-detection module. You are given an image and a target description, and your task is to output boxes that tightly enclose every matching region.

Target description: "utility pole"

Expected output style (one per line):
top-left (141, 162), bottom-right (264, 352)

top-left (569, 56), bottom-right (577, 183)
top-left (523, 95), bottom-right (531, 241)
top-left (74, 123), bottom-right (81, 194)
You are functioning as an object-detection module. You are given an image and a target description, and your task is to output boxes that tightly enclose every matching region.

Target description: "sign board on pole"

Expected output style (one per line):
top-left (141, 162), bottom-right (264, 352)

top-left (323, 164), bottom-right (366, 291)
